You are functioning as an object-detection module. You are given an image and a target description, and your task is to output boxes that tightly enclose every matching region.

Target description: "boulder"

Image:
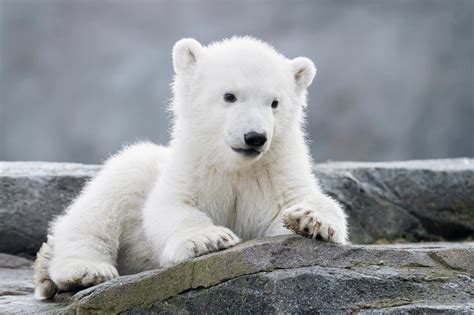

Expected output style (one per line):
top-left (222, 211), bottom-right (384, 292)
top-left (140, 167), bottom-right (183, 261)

top-left (0, 236), bottom-right (472, 313)
top-left (315, 159), bottom-right (474, 243)
top-left (0, 162), bottom-right (99, 254)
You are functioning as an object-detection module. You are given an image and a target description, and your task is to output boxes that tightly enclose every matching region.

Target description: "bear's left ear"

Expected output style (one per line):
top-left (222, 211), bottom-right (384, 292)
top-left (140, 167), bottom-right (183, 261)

top-left (290, 57), bottom-right (317, 92)
top-left (172, 38), bottom-right (203, 75)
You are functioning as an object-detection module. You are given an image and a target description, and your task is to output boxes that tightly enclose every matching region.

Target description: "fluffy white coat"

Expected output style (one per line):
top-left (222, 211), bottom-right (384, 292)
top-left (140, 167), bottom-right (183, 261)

top-left (34, 37), bottom-right (348, 299)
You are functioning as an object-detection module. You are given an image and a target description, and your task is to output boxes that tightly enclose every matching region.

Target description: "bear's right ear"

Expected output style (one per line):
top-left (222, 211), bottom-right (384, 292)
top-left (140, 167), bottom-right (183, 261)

top-left (172, 38), bottom-right (203, 75)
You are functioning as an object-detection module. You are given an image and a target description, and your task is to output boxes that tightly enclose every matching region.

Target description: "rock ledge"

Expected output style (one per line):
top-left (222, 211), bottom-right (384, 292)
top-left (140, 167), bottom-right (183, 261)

top-left (1, 236), bottom-right (473, 313)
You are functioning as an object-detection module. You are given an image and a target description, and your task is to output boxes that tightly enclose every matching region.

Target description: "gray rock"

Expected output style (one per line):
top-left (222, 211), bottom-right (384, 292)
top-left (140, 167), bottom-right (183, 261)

top-left (315, 158), bottom-right (474, 243)
top-left (0, 254), bottom-right (33, 297)
top-left (0, 253), bottom-right (32, 269)
top-left (2, 235), bottom-right (472, 313)
top-left (0, 162), bottom-right (100, 254)
top-left (0, 253), bottom-right (70, 314)
top-left (68, 236), bottom-right (474, 314)
top-left (160, 266), bottom-right (472, 314)
top-left (1, 159), bottom-right (473, 255)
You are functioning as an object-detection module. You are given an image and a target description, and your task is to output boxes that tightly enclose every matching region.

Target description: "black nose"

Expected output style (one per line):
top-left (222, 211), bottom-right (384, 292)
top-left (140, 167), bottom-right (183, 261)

top-left (244, 132), bottom-right (267, 148)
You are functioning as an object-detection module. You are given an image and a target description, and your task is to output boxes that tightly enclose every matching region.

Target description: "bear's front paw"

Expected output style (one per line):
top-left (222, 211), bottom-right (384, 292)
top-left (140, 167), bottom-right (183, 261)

top-left (49, 259), bottom-right (118, 291)
top-left (283, 203), bottom-right (348, 244)
top-left (160, 226), bottom-right (241, 267)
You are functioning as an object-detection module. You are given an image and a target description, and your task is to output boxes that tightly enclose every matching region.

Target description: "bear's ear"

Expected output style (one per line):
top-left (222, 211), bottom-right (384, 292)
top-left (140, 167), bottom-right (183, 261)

top-left (172, 38), bottom-right (203, 75)
top-left (290, 57), bottom-right (317, 92)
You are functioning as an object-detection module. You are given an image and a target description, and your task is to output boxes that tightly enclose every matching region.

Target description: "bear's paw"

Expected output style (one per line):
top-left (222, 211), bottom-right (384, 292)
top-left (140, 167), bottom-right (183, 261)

top-left (160, 226), bottom-right (241, 267)
top-left (50, 259), bottom-right (119, 291)
top-left (283, 204), bottom-right (348, 245)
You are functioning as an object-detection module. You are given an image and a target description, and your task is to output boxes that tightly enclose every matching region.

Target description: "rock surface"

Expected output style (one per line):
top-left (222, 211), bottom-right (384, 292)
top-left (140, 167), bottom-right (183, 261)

top-left (315, 158), bottom-right (474, 244)
top-left (0, 162), bottom-right (100, 254)
top-left (1, 159), bottom-right (473, 254)
top-left (0, 236), bottom-right (473, 314)
top-left (0, 253), bottom-right (70, 313)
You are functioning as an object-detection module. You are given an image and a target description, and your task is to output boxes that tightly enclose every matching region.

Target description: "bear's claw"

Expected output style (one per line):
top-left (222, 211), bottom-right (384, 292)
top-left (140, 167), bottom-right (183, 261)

top-left (282, 204), bottom-right (347, 244)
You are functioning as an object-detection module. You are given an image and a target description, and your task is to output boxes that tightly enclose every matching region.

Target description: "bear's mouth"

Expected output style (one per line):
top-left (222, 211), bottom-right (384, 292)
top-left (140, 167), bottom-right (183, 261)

top-left (231, 147), bottom-right (261, 157)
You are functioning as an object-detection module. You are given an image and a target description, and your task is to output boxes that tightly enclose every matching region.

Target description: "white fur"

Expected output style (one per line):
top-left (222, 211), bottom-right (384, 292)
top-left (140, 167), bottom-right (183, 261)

top-left (34, 36), bottom-right (348, 299)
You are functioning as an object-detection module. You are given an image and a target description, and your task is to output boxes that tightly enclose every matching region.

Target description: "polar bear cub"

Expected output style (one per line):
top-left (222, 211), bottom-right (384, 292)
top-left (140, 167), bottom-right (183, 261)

top-left (34, 36), bottom-right (348, 299)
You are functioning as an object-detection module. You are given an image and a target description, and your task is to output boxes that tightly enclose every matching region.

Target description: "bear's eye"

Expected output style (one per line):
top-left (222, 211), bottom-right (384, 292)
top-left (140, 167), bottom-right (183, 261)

top-left (224, 93), bottom-right (237, 103)
top-left (271, 100), bottom-right (279, 109)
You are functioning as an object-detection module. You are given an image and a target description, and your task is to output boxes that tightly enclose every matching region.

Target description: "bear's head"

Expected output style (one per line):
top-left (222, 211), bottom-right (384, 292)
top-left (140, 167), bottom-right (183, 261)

top-left (170, 36), bottom-right (316, 170)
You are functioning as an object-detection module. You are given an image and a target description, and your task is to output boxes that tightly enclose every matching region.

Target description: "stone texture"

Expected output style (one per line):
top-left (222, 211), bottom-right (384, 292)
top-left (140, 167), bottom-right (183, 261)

top-left (0, 254), bottom-right (34, 297)
top-left (1, 236), bottom-right (472, 314)
top-left (315, 158), bottom-right (474, 243)
top-left (0, 162), bottom-right (100, 254)
top-left (0, 253), bottom-right (68, 313)
top-left (1, 159), bottom-right (473, 255)
top-left (70, 236), bottom-right (474, 314)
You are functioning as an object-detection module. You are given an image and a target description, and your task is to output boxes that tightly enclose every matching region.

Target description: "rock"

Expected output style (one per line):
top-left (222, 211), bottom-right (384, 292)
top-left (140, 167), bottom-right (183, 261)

top-left (69, 236), bottom-right (474, 314)
top-left (314, 158), bottom-right (474, 243)
top-left (0, 254), bottom-right (33, 297)
top-left (1, 159), bottom-right (473, 255)
top-left (0, 253), bottom-right (33, 269)
top-left (0, 162), bottom-right (100, 254)
top-left (0, 253), bottom-right (68, 313)
top-left (1, 235), bottom-right (472, 313)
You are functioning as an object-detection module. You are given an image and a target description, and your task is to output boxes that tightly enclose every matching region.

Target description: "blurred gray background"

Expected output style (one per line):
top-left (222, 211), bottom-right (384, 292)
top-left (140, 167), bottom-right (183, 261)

top-left (0, 0), bottom-right (472, 164)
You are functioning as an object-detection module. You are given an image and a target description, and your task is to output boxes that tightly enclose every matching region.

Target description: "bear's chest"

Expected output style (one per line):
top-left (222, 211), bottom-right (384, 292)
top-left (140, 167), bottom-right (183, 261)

top-left (196, 173), bottom-right (280, 240)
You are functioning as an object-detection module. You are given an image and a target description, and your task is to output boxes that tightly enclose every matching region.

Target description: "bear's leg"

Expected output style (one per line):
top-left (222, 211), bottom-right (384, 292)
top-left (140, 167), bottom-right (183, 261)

top-left (48, 210), bottom-right (120, 292)
top-left (48, 186), bottom-right (122, 291)
top-left (264, 219), bottom-right (294, 237)
top-left (45, 143), bottom-right (166, 291)
top-left (143, 192), bottom-right (240, 267)
top-left (266, 149), bottom-right (349, 244)
top-left (158, 219), bottom-right (241, 268)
